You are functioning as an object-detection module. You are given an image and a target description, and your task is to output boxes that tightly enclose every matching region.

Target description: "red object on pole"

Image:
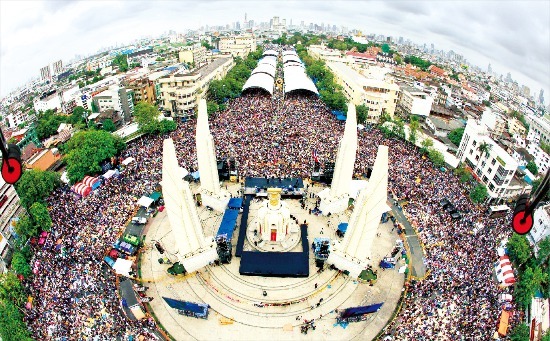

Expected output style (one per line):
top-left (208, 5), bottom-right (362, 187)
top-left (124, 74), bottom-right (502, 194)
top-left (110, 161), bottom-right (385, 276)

top-left (1, 156), bottom-right (22, 184)
top-left (512, 210), bottom-right (534, 235)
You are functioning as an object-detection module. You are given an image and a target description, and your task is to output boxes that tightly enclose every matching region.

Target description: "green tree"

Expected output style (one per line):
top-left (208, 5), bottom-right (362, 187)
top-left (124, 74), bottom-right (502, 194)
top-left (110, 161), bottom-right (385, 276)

top-left (70, 106), bottom-right (89, 124)
top-left (101, 119), bottom-right (116, 132)
top-left (537, 236), bottom-right (550, 266)
top-left (542, 329), bottom-right (550, 341)
top-left (14, 169), bottom-right (60, 209)
top-left (0, 299), bottom-right (33, 341)
top-left (381, 43), bottom-right (390, 53)
top-left (0, 272), bottom-right (26, 305)
top-left (508, 323), bottom-right (530, 341)
top-left (379, 111), bottom-right (392, 126)
top-left (356, 105), bottom-right (369, 125)
top-left (420, 137), bottom-right (433, 154)
top-left (29, 202), bottom-right (52, 232)
top-left (207, 101), bottom-right (219, 115)
top-left (453, 163), bottom-right (473, 183)
top-left (427, 148), bottom-right (445, 168)
top-left (469, 183), bottom-right (487, 203)
top-left (65, 130), bottom-right (126, 183)
top-left (409, 118), bottom-right (420, 145)
top-left (447, 127), bottom-right (465, 146)
top-left (35, 109), bottom-right (68, 140)
top-left (158, 120), bottom-right (177, 134)
top-left (14, 215), bottom-right (36, 241)
top-left (112, 54), bottom-right (128, 72)
top-left (526, 161), bottom-right (538, 175)
top-left (507, 233), bottom-right (532, 266)
top-left (134, 102), bottom-right (163, 134)
top-left (10, 251), bottom-right (31, 278)
top-left (475, 141), bottom-right (491, 172)
top-left (391, 119), bottom-right (406, 140)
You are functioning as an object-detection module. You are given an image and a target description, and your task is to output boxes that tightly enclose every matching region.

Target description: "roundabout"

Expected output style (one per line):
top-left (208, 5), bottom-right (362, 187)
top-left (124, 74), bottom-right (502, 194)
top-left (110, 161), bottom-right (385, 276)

top-left (139, 180), bottom-right (406, 340)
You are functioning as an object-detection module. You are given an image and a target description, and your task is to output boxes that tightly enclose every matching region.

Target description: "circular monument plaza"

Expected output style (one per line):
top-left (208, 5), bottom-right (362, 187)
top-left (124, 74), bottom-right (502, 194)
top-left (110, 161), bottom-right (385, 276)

top-left (25, 46), bottom-right (513, 341)
top-left (140, 178), bottom-right (405, 340)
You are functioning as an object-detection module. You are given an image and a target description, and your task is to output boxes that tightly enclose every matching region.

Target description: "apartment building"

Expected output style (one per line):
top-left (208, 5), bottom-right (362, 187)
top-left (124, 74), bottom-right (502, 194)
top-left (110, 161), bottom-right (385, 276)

top-left (457, 119), bottom-right (519, 203)
top-left (178, 45), bottom-right (207, 66)
top-left (527, 115), bottom-right (550, 146)
top-left (526, 143), bottom-right (550, 175)
top-left (125, 77), bottom-right (156, 105)
top-left (508, 117), bottom-right (527, 136)
top-left (480, 108), bottom-right (506, 139)
top-left (528, 204), bottom-right (550, 247)
top-left (0, 178), bottom-right (25, 273)
top-left (326, 62), bottom-right (400, 123)
top-left (218, 34), bottom-right (256, 57)
top-left (92, 85), bottom-right (134, 123)
top-left (158, 57), bottom-right (234, 117)
top-left (397, 85), bottom-right (434, 117)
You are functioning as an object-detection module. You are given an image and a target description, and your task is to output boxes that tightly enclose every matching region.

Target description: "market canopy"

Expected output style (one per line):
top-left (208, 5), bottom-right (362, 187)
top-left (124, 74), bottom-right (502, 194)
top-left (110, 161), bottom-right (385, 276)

top-left (149, 192), bottom-right (162, 202)
top-left (283, 65), bottom-right (319, 95)
top-left (137, 196), bottom-right (154, 208)
top-left (228, 198), bottom-right (243, 209)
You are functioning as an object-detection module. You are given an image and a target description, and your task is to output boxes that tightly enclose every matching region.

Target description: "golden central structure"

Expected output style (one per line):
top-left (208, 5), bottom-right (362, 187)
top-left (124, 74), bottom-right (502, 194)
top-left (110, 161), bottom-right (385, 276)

top-left (257, 188), bottom-right (291, 243)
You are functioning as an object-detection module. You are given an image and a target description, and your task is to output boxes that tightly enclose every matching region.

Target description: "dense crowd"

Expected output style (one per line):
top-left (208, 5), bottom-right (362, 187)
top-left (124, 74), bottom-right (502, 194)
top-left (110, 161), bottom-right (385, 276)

top-left (23, 62), bottom-right (512, 339)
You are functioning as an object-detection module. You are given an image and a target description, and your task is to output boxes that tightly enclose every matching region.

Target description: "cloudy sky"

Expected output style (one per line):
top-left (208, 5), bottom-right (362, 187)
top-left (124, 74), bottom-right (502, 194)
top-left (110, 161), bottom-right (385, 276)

top-left (1, 0), bottom-right (549, 102)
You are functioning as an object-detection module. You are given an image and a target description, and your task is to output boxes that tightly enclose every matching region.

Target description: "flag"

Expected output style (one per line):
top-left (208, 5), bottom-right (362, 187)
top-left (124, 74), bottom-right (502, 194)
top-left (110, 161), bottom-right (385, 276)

top-left (312, 149), bottom-right (319, 163)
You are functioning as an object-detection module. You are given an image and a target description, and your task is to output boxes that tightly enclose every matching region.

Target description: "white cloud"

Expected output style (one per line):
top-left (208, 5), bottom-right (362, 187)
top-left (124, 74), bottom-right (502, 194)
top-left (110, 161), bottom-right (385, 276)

top-left (1, 1), bottom-right (549, 101)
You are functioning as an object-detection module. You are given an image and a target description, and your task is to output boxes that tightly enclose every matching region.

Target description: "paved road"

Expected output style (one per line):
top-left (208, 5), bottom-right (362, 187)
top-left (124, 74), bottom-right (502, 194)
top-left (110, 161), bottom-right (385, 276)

top-left (388, 197), bottom-right (426, 278)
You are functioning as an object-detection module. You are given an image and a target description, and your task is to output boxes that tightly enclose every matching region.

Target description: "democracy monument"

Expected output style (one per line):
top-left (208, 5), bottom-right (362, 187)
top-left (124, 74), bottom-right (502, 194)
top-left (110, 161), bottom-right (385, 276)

top-left (138, 47), bottom-right (404, 340)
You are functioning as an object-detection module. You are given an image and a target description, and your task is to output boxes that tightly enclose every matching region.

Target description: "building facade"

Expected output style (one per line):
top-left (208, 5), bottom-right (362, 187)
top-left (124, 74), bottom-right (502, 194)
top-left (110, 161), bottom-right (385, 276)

top-left (92, 86), bottom-right (134, 123)
top-left (178, 45), bottom-right (207, 66)
top-left (326, 62), bottom-right (399, 123)
top-left (397, 85), bottom-right (434, 117)
top-left (457, 119), bottom-right (519, 202)
top-left (158, 57), bottom-right (234, 117)
top-left (528, 204), bottom-right (550, 248)
top-left (0, 178), bottom-right (25, 273)
top-left (126, 78), bottom-right (156, 105)
top-left (218, 35), bottom-right (256, 57)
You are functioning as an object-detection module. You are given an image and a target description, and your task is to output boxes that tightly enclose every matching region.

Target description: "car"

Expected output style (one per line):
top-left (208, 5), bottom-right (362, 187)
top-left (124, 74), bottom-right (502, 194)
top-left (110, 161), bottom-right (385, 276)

top-left (132, 216), bottom-right (147, 225)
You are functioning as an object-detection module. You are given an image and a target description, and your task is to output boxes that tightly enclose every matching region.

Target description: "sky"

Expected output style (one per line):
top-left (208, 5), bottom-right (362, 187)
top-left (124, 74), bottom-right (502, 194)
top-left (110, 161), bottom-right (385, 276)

top-left (0, 0), bottom-right (549, 103)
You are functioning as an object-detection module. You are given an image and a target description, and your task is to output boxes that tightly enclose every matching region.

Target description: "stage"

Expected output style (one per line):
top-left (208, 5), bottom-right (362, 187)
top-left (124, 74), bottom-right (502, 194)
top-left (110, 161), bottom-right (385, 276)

top-left (239, 224), bottom-right (310, 278)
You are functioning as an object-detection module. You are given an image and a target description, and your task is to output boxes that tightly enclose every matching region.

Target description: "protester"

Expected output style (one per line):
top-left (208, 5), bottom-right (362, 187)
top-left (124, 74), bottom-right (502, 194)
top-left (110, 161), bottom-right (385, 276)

top-left (24, 47), bottom-right (511, 339)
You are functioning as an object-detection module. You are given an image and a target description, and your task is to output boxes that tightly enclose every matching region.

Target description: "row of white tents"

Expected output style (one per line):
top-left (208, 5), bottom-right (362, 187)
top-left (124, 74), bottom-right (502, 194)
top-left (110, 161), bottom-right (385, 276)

top-left (242, 49), bottom-right (319, 96)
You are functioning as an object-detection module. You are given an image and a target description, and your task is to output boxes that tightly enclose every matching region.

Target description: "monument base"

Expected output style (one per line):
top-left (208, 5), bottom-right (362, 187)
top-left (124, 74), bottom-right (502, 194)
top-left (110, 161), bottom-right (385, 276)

top-left (201, 189), bottom-right (231, 212)
top-left (180, 247), bottom-right (219, 274)
top-left (318, 188), bottom-right (349, 216)
top-left (326, 246), bottom-right (365, 279)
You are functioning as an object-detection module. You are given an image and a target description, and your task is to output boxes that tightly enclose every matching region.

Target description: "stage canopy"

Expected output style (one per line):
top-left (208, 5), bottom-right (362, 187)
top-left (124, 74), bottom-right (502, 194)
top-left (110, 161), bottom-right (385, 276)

top-left (228, 198), bottom-right (243, 209)
top-left (216, 209), bottom-right (239, 241)
top-left (338, 223), bottom-right (349, 233)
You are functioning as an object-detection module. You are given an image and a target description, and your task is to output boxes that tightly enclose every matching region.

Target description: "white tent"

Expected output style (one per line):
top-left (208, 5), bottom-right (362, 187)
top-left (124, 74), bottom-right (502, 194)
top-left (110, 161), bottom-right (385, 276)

top-left (103, 169), bottom-right (119, 179)
top-left (122, 157), bottom-right (135, 166)
top-left (137, 196), bottom-right (154, 208)
top-left (113, 258), bottom-right (133, 277)
top-left (242, 73), bottom-right (275, 95)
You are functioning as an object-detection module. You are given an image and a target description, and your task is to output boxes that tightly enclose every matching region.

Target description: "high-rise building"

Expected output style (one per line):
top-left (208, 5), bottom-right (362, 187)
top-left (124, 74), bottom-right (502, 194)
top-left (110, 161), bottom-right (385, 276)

top-left (52, 60), bottom-right (63, 75)
top-left (539, 89), bottom-right (545, 105)
top-left (488, 63), bottom-right (492, 74)
top-left (40, 65), bottom-right (52, 82)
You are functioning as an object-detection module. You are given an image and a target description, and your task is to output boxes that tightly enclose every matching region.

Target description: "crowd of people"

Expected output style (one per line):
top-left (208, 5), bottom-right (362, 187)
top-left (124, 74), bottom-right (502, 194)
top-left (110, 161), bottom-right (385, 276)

top-left (23, 50), bottom-right (514, 339)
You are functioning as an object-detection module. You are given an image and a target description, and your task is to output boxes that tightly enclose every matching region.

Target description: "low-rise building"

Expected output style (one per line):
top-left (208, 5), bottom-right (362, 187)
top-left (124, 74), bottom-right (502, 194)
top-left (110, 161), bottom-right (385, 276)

top-left (527, 115), bottom-right (550, 146)
top-left (425, 116), bottom-right (464, 138)
top-left (158, 57), bottom-right (234, 117)
top-left (526, 144), bottom-right (550, 175)
top-left (178, 45), bottom-right (207, 66)
top-left (398, 85), bottom-right (434, 117)
top-left (326, 62), bottom-right (400, 123)
top-left (457, 119), bottom-right (519, 203)
top-left (125, 77), bottom-right (156, 105)
top-left (508, 117), bottom-right (527, 136)
top-left (528, 204), bottom-right (550, 248)
top-left (92, 85), bottom-right (134, 123)
top-left (25, 148), bottom-right (62, 171)
top-left (219, 34), bottom-right (256, 57)
top-left (480, 108), bottom-right (506, 139)
top-left (0, 178), bottom-right (25, 273)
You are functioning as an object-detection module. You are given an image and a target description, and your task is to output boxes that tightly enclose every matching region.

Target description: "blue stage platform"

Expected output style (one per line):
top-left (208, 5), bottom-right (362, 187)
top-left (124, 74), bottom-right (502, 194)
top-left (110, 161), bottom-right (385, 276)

top-left (239, 225), bottom-right (310, 278)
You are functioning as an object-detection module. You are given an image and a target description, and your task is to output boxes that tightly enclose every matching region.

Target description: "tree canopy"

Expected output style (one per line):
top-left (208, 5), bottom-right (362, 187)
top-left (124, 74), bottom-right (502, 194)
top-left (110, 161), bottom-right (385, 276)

top-left (507, 233), bottom-right (532, 266)
top-left (508, 323), bottom-right (529, 341)
top-left (65, 130), bottom-right (126, 183)
top-left (526, 161), bottom-right (538, 175)
top-left (112, 54), bottom-right (128, 72)
top-left (133, 102), bottom-right (177, 135)
top-left (469, 183), bottom-right (487, 203)
top-left (404, 55), bottom-right (432, 71)
top-left (14, 169), bottom-right (60, 209)
top-left (35, 109), bottom-right (67, 140)
top-left (356, 105), bottom-right (369, 124)
top-left (448, 127), bottom-right (465, 146)
top-left (29, 202), bottom-right (52, 232)
top-left (0, 299), bottom-right (33, 341)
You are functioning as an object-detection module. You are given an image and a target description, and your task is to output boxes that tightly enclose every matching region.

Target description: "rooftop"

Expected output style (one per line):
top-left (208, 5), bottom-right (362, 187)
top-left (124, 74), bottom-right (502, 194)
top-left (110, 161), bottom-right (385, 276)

top-left (327, 62), bottom-right (399, 91)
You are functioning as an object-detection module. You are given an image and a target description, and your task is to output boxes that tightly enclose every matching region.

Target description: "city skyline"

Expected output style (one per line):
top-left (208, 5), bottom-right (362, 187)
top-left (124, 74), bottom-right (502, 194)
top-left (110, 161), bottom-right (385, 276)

top-left (0, 0), bottom-right (549, 101)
